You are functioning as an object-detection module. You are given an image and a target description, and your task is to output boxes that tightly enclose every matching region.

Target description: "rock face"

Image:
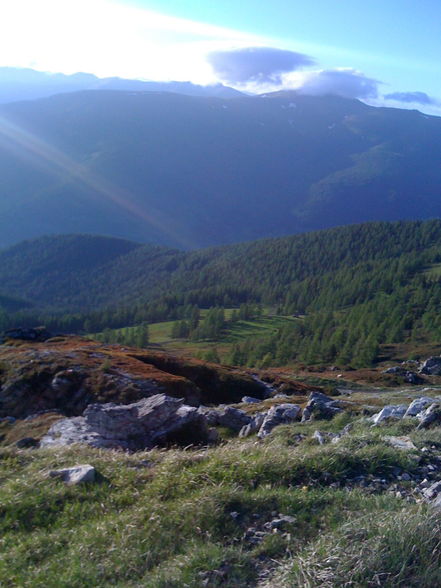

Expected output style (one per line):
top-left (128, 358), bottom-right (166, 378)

top-left (301, 391), bottom-right (342, 422)
top-left (49, 464), bottom-right (96, 485)
top-left (41, 394), bottom-right (209, 450)
top-left (130, 351), bottom-right (267, 404)
top-left (257, 404), bottom-right (301, 438)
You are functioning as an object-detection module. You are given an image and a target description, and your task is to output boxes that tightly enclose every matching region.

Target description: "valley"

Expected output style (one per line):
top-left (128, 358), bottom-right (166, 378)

top-left (1, 58), bottom-right (441, 586)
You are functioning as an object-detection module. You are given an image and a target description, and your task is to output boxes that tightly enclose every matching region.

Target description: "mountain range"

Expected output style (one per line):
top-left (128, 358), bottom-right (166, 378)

top-left (1, 81), bottom-right (441, 248)
top-left (0, 67), bottom-right (243, 104)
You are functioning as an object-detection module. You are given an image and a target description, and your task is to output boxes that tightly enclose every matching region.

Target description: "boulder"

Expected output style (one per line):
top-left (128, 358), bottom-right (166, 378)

top-left (371, 404), bottom-right (407, 425)
top-left (40, 416), bottom-right (116, 449)
top-left (417, 403), bottom-right (441, 430)
top-left (239, 413), bottom-right (266, 438)
top-left (422, 480), bottom-right (441, 502)
top-left (257, 404), bottom-right (301, 438)
top-left (241, 396), bottom-right (261, 404)
top-left (200, 406), bottom-right (251, 432)
top-left (301, 391), bottom-right (342, 422)
top-left (404, 397), bottom-right (435, 418)
top-left (41, 394), bottom-right (210, 450)
top-left (382, 367), bottom-right (422, 383)
top-left (49, 464), bottom-right (96, 485)
top-left (420, 357), bottom-right (441, 376)
top-left (404, 371), bottom-right (423, 385)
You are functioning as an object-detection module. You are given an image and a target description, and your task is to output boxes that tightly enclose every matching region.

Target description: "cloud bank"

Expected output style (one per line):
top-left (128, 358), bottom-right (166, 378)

top-left (384, 91), bottom-right (436, 105)
top-left (295, 68), bottom-right (379, 99)
top-left (207, 46), bottom-right (314, 84)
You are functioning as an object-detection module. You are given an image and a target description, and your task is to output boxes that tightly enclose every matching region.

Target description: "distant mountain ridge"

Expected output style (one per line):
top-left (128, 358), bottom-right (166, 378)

top-left (0, 88), bottom-right (441, 248)
top-left (0, 67), bottom-right (244, 104)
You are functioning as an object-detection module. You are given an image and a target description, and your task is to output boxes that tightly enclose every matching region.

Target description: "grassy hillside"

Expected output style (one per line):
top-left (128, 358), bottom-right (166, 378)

top-left (2, 410), bottom-right (441, 586)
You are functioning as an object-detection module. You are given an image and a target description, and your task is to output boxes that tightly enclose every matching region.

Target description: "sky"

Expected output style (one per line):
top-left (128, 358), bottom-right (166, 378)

top-left (1, 0), bottom-right (440, 114)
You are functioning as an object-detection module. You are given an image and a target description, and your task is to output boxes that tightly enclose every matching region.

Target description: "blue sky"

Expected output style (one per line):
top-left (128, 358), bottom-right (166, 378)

top-left (2, 0), bottom-right (440, 113)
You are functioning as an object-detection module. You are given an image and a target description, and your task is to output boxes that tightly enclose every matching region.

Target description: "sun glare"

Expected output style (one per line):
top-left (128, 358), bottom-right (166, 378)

top-left (1, 0), bottom-right (263, 82)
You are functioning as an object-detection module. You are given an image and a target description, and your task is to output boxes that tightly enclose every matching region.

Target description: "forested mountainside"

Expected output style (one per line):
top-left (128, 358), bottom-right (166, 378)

top-left (2, 219), bottom-right (441, 367)
top-left (1, 90), bottom-right (441, 248)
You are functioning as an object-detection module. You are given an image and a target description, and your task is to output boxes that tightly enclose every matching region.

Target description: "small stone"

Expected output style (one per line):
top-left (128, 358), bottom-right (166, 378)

top-left (49, 464), bottom-right (96, 485)
top-left (241, 396), bottom-right (261, 404)
top-left (313, 430), bottom-right (339, 445)
top-left (15, 437), bottom-right (39, 448)
top-left (384, 436), bottom-right (417, 451)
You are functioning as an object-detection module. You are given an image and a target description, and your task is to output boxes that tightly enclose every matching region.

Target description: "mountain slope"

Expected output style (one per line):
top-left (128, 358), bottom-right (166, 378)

top-left (1, 90), bottom-right (441, 248)
top-left (1, 219), bottom-right (441, 313)
top-left (3, 220), bottom-right (441, 367)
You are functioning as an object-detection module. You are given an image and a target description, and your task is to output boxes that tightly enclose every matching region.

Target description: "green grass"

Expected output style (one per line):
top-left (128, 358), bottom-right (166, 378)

top-left (93, 310), bottom-right (297, 361)
top-left (1, 415), bottom-right (441, 586)
top-left (273, 509), bottom-right (441, 587)
top-left (421, 262), bottom-right (441, 279)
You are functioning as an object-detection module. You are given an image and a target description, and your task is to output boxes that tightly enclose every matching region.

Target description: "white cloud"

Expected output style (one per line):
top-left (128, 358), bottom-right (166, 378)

top-left (0, 0), bottom-right (265, 83)
top-left (294, 68), bottom-right (379, 99)
top-left (207, 47), bottom-right (314, 84)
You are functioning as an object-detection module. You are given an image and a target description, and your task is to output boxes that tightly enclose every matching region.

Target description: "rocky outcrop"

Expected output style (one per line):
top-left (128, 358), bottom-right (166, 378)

top-left (370, 396), bottom-right (441, 429)
top-left (130, 351), bottom-right (267, 404)
top-left (202, 406), bottom-right (251, 432)
top-left (404, 397), bottom-right (435, 417)
top-left (0, 336), bottom-right (270, 418)
top-left (40, 394), bottom-right (210, 450)
top-left (420, 357), bottom-right (441, 376)
top-left (257, 404), bottom-right (301, 438)
top-left (371, 404), bottom-right (408, 425)
top-left (301, 391), bottom-right (342, 422)
top-left (239, 413), bottom-right (266, 438)
top-left (417, 403), bottom-right (441, 430)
